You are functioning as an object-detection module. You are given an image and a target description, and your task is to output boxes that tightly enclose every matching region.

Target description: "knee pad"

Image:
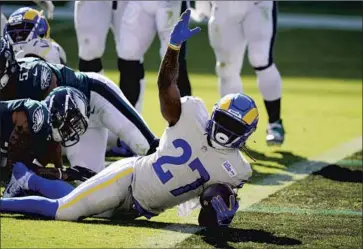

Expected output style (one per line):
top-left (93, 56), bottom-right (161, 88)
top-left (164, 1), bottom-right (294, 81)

top-left (77, 33), bottom-right (106, 61)
top-left (256, 64), bottom-right (282, 101)
top-left (118, 58), bottom-right (145, 106)
top-left (78, 58), bottom-right (103, 73)
top-left (248, 50), bottom-right (273, 71)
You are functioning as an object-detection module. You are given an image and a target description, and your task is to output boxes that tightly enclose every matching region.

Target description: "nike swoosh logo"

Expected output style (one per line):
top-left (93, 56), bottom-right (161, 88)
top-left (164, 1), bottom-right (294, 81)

top-left (90, 107), bottom-right (96, 114)
top-left (33, 67), bottom-right (38, 77)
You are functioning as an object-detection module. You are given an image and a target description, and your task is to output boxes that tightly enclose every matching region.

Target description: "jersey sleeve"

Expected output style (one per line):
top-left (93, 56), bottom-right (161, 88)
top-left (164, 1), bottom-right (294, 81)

top-left (177, 96), bottom-right (209, 128)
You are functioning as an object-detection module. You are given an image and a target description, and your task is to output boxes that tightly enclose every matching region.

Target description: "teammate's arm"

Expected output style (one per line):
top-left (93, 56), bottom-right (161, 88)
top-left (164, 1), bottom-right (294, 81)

top-left (7, 111), bottom-right (32, 168)
top-left (157, 9), bottom-right (200, 126)
top-left (37, 141), bottom-right (63, 168)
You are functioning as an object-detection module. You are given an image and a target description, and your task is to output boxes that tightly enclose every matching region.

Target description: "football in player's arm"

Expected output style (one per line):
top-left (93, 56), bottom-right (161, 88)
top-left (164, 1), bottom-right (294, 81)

top-left (0, 9), bottom-right (254, 228)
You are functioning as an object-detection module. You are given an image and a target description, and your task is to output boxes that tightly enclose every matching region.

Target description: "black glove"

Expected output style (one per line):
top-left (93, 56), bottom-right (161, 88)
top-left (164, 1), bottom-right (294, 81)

top-left (63, 166), bottom-right (97, 182)
top-left (146, 138), bottom-right (160, 155)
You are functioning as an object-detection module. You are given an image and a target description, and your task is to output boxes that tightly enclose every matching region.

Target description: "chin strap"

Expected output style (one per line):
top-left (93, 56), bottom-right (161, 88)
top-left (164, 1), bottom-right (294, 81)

top-left (241, 143), bottom-right (256, 162)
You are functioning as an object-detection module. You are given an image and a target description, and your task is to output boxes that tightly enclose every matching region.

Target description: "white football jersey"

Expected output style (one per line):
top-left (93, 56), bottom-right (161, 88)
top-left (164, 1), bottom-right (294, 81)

top-left (15, 38), bottom-right (67, 65)
top-left (132, 96), bottom-right (252, 215)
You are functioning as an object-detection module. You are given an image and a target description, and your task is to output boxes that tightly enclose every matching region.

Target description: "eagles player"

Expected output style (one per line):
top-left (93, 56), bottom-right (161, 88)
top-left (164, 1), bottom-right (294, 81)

top-left (0, 96), bottom-right (95, 192)
top-left (194, 1), bottom-right (285, 146)
top-left (0, 10), bottom-right (255, 227)
top-left (0, 37), bottom-right (159, 173)
top-left (117, 0), bottom-right (181, 112)
top-left (2, 7), bottom-right (129, 156)
top-left (4, 7), bottom-right (67, 65)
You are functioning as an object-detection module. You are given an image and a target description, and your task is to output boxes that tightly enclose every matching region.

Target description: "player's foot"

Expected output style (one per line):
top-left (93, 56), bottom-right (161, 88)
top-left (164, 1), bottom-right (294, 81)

top-left (105, 140), bottom-right (135, 158)
top-left (2, 163), bottom-right (32, 198)
top-left (266, 119), bottom-right (285, 146)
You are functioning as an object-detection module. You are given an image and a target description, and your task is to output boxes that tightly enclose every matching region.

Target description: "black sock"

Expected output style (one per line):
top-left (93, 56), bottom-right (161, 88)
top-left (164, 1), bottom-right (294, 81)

top-left (78, 58), bottom-right (103, 72)
top-left (264, 98), bottom-right (281, 123)
top-left (118, 58), bottom-right (144, 107)
top-left (177, 41), bottom-right (192, 96)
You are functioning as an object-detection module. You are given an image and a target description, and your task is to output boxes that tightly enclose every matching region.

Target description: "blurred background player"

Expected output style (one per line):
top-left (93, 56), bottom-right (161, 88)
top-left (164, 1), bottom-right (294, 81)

top-left (117, 1), bottom-right (192, 114)
top-left (3, 6), bottom-right (67, 65)
top-left (194, 1), bottom-right (284, 146)
top-left (74, 0), bottom-right (128, 75)
top-left (74, 1), bottom-right (132, 156)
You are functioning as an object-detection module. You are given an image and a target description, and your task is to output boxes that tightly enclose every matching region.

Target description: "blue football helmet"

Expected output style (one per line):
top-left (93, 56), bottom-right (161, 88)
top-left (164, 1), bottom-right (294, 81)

top-left (207, 93), bottom-right (259, 149)
top-left (4, 7), bottom-right (50, 53)
top-left (0, 37), bottom-right (19, 91)
top-left (44, 86), bottom-right (90, 147)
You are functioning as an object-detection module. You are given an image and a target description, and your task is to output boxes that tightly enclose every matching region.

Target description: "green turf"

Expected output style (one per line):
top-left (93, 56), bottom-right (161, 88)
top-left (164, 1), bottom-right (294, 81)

top-left (1, 22), bottom-right (362, 248)
top-left (176, 152), bottom-right (362, 249)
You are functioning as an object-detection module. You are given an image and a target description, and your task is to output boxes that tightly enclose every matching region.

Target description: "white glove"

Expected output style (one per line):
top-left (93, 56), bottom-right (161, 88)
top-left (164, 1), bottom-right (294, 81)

top-left (33, 0), bottom-right (55, 20)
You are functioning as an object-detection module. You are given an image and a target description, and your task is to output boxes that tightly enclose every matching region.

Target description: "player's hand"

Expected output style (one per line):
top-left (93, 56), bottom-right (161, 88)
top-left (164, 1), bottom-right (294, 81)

top-left (169, 9), bottom-right (201, 49)
top-left (63, 166), bottom-right (97, 182)
top-left (211, 195), bottom-right (239, 227)
top-left (35, 0), bottom-right (55, 20)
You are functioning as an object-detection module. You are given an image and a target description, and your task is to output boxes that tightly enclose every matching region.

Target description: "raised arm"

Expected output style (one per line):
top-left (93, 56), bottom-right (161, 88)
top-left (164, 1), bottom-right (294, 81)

top-left (158, 9), bottom-right (200, 126)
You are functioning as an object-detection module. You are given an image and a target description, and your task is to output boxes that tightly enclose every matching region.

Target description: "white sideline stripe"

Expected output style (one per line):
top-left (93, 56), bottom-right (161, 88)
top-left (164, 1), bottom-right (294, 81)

top-left (1, 5), bottom-right (362, 31)
top-left (142, 136), bottom-right (362, 248)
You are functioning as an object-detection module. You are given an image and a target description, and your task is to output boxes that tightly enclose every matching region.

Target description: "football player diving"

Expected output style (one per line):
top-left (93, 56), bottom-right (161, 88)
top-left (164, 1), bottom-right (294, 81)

top-left (0, 36), bottom-right (159, 175)
top-left (0, 10), bottom-right (257, 228)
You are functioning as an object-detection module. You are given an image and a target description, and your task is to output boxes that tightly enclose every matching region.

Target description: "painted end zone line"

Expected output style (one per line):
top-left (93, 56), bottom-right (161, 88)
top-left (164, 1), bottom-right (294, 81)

top-left (142, 136), bottom-right (362, 248)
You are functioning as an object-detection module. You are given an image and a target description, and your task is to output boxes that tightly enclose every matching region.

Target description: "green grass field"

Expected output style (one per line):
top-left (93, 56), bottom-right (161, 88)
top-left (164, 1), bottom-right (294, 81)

top-left (1, 20), bottom-right (362, 248)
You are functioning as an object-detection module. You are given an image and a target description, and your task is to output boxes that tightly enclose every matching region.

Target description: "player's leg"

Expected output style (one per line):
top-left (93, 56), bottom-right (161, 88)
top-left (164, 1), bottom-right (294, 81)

top-left (74, 1), bottom-right (112, 74)
top-left (116, 1), bottom-right (157, 113)
top-left (177, 1), bottom-right (192, 96)
top-left (155, 1), bottom-right (191, 96)
top-left (0, 158), bottom-right (135, 220)
top-left (208, 4), bottom-right (247, 97)
top-left (63, 126), bottom-right (108, 174)
top-left (2, 162), bottom-right (74, 199)
top-left (88, 73), bottom-right (159, 155)
top-left (243, 1), bottom-right (284, 146)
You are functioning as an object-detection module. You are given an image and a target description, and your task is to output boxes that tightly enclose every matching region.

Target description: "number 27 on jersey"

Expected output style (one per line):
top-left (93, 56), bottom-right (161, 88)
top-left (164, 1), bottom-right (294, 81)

top-left (152, 139), bottom-right (210, 196)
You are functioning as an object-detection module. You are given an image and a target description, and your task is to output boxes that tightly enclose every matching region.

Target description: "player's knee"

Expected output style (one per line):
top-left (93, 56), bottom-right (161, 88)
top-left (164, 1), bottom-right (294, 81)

top-left (79, 58), bottom-right (103, 73)
top-left (215, 60), bottom-right (240, 79)
top-left (118, 58), bottom-right (144, 106)
top-left (248, 52), bottom-right (272, 71)
top-left (117, 36), bottom-right (145, 61)
top-left (78, 34), bottom-right (105, 60)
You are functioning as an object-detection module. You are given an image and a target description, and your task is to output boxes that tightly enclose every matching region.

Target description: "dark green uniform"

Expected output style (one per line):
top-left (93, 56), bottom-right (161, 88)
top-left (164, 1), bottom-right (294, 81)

top-left (0, 99), bottom-right (52, 166)
top-left (15, 58), bottom-right (91, 100)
